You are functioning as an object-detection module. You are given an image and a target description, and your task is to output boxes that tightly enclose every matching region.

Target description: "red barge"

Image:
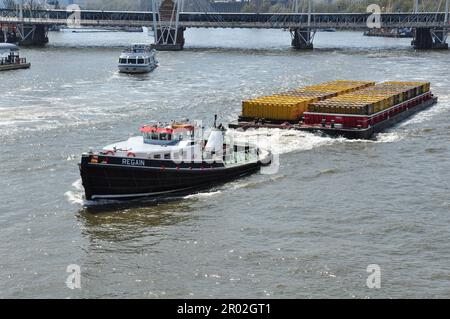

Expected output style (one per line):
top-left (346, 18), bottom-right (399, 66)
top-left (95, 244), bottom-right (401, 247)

top-left (229, 81), bottom-right (437, 140)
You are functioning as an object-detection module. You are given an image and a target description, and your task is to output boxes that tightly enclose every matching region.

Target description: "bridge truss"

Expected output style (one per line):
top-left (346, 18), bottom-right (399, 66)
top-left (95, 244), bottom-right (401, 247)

top-left (0, 0), bottom-right (449, 49)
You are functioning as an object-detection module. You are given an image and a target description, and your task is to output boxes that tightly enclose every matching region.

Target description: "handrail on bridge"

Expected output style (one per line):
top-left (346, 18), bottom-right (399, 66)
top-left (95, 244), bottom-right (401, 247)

top-left (0, 9), bottom-right (449, 28)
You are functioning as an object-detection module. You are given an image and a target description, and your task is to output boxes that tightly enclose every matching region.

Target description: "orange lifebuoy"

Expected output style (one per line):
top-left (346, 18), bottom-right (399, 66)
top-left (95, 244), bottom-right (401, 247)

top-left (127, 152), bottom-right (136, 158)
top-left (172, 123), bottom-right (194, 130)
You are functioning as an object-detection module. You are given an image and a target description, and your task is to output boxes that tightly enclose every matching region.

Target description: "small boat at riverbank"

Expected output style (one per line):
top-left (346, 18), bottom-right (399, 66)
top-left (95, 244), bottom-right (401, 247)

top-left (0, 43), bottom-right (30, 71)
top-left (364, 27), bottom-right (413, 38)
top-left (59, 26), bottom-right (144, 33)
top-left (118, 44), bottom-right (158, 74)
top-left (79, 120), bottom-right (271, 200)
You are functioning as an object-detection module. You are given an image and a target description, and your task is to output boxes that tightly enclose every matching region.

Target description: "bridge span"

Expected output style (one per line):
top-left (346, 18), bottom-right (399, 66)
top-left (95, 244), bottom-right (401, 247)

top-left (0, 7), bottom-right (449, 50)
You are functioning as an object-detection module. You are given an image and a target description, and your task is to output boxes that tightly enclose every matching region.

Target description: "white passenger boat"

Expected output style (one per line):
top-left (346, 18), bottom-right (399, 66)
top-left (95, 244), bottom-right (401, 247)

top-left (118, 44), bottom-right (158, 74)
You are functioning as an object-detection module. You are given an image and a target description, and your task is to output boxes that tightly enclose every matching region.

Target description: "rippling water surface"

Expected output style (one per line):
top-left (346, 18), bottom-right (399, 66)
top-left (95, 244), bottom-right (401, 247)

top-left (0, 29), bottom-right (449, 298)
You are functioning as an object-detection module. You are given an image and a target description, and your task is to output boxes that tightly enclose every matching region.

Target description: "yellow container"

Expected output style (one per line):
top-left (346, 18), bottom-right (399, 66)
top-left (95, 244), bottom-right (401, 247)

top-left (242, 80), bottom-right (387, 120)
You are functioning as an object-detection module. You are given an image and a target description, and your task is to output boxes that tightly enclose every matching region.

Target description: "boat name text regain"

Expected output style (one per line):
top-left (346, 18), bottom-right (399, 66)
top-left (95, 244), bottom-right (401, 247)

top-left (122, 158), bottom-right (145, 166)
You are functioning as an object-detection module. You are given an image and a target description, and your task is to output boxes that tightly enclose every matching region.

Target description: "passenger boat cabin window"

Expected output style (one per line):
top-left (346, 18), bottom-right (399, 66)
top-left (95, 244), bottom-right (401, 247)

top-left (128, 58), bottom-right (137, 64)
top-left (164, 153), bottom-right (171, 159)
top-left (119, 58), bottom-right (126, 64)
top-left (153, 154), bottom-right (161, 159)
top-left (137, 58), bottom-right (145, 64)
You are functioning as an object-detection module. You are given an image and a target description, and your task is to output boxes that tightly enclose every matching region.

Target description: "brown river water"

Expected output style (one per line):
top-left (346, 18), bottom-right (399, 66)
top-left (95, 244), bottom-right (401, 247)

top-left (0, 29), bottom-right (449, 298)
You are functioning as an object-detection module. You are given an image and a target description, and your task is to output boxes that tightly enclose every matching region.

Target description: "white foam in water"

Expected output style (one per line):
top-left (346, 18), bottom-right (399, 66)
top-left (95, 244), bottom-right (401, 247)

top-left (0, 99), bottom-right (130, 138)
top-left (64, 190), bottom-right (84, 205)
top-left (64, 179), bottom-right (85, 205)
top-left (228, 128), bottom-right (337, 155)
top-left (184, 190), bottom-right (222, 199)
top-left (374, 131), bottom-right (404, 143)
top-left (229, 125), bottom-right (410, 153)
top-left (71, 179), bottom-right (83, 191)
top-left (400, 96), bottom-right (449, 127)
top-left (66, 177), bottom-right (223, 204)
top-left (65, 179), bottom-right (116, 206)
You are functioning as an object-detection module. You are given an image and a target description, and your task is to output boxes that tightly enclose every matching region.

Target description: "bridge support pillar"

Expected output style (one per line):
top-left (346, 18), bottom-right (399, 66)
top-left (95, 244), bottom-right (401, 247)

top-left (151, 0), bottom-right (185, 51)
top-left (412, 28), bottom-right (448, 50)
top-left (17, 25), bottom-right (49, 46)
top-left (0, 25), bottom-right (19, 44)
top-left (290, 28), bottom-right (314, 50)
top-left (430, 29), bottom-right (448, 49)
top-left (151, 26), bottom-right (185, 51)
top-left (1, 28), bottom-right (7, 42)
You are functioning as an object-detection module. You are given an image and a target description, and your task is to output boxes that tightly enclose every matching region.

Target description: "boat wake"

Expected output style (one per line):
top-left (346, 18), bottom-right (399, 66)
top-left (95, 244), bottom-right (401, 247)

top-left (399, 97), bottom-right (449, 127)
top-left (229, 128), bottom-right (336, 155)
top-left (65, 179), bottom-right (125, 207)
top-left (65, 178), bottom-right (225, 207)
top-left (228, 172), bottom-right (284, 189)
top-left (64, 179), bottom-right (85, 205)
top-left (229, 127), bottom-right (405, 156)
top-left (183, 190), bottom-right (222, 200)
top-left (373, 131), bottom-right (404, 143)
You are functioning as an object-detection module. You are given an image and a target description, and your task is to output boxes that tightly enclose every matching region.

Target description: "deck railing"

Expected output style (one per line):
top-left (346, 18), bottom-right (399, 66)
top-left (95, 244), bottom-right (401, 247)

top-left (0, 57), bottom-right (27, 65)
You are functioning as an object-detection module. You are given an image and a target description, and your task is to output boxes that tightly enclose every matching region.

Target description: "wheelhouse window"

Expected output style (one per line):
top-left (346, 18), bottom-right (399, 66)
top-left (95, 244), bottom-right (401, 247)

top-left (128, 58), bottom-right (137, 64)
top-left (141, 126), bottom-right (175, 144)
top-left (159, 133), bottom-right (172, 141)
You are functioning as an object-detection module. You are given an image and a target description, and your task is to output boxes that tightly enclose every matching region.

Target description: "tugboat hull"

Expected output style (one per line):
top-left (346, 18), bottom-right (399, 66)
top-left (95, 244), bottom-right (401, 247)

top-left (0, 63), bottom-right (30, 71)
top-left (79, 155), bottom-right (261, 200)
top-left (118, 64), bottom-right (156, 74)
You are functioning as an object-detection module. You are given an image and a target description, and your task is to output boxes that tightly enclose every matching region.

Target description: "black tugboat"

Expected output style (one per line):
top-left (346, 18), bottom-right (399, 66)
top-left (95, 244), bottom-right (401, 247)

top-left (79, 120), bottom-right (271, 200)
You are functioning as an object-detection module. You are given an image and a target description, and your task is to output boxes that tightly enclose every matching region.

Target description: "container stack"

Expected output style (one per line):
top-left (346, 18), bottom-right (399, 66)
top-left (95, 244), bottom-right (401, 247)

top-left (241, 80), bottom-right (375, 121)
top-left (308, 81), bottom-right (431, 116)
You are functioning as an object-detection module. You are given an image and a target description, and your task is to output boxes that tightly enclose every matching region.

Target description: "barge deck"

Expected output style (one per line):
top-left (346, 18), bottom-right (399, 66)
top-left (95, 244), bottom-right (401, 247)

top-left (0, 63), bottom-right (30, 71)
top-left (229, 96), bottom-right (438, 140)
